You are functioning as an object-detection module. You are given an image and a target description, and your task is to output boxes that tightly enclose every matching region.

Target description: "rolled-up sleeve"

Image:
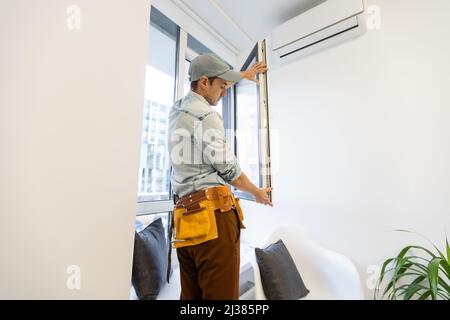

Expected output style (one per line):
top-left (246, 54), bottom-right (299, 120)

top-left (194, 113), bottom-right (242, 183)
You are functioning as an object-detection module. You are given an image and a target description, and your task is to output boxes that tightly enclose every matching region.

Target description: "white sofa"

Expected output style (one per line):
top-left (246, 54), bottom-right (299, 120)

top-left (246, 226), bottom-right (365, 300)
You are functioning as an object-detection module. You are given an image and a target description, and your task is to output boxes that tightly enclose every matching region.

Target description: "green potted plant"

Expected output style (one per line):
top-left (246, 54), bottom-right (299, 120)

top-left (374, 230), bottom-right (450, 300)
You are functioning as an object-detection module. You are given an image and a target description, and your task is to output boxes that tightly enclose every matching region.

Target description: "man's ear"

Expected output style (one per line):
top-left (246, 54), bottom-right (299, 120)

top-left (198, 76), bottom-right (209, 88)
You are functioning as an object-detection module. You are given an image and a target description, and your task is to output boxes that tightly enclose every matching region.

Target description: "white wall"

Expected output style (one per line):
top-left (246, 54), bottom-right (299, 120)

top-left (239, 0), bottom-right (450, 299)
top-left (0, 0), bottom-right (150, 298)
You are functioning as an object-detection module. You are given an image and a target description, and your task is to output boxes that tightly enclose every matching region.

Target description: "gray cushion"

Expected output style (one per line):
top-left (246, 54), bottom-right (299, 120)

top-left (132, 218), bottom-right (168, 300)
top-left (255, 239), bottom-right (309, 300)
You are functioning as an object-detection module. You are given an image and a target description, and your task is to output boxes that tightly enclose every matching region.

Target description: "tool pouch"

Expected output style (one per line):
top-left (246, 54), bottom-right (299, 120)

top-left (173, 200), bottom-right (219, 248)
top-left (172, 186), bottom-right (245, 248)
top-left (175, 201), bottom-right (214, 240)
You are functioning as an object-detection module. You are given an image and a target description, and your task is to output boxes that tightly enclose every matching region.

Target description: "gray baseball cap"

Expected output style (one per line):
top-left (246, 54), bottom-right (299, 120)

top-left (188, 53), bottom-right (242, 84)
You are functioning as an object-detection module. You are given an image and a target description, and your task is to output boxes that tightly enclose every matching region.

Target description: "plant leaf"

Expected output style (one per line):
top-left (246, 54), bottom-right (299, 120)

top-left (395, 282), bottom-right (427, 294)
top-left (379, 252), bottom-right (430, 298)
top-left (428, 257), bottom-right (442, 300)
top-left (439, 259), bottom-right (450, 281)
top-left (399, 244), bottom-right (437, 259)
top-left (383, 277), bottom-right (395, 296)
top-left (402, 275), bottom-right (427, 299)
top-left (438, 277), bottom-right (450, 294)
top-left (418, 290), bottom-right (432, 300)
top-left (379, 231), bottom-right (450, 300)
top-left (390, 258), bottom-right (409, 293)
top-left (436, 289), bottom-right (450, 300)
top-left (396, 245), bottom-right (413, 260)
top-left (402, 248), bottom-right (450, 278)
top-left (404, 284), bottom-right (426, 300)
top-left (408, 245), bottom-right (437, 258)
top-left (395, 261), bottom-right (413, 277)
top-left (394, 230), bottom-right (445, 260)
top-left (379, 257), bottom-right (395, 284)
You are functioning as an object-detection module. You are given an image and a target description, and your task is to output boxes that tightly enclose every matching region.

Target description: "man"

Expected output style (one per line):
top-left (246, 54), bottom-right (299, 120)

top-left (168, 52), bottom-right (272, 300)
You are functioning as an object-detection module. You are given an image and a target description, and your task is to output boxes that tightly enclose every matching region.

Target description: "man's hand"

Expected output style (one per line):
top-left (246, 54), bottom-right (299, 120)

top-left (240, 62), bottom-right (268, 85)
top-left (254, 187), bottom-right (273, 207)
top-left (230, 172), bottom-right (273, 207)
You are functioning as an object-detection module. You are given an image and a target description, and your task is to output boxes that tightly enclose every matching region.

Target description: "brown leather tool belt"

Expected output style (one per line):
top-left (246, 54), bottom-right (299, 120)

top-left (175, 185), bottom-right (233, 214)
top-left (171, 185), bottom-right (245, 248)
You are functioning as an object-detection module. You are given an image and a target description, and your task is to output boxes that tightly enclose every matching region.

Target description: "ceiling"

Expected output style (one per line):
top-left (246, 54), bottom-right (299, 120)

top-left (171, 0), bottom-right (327, 54)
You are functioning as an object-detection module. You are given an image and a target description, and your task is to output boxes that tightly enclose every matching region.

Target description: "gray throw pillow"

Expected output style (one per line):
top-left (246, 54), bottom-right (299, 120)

top-left (132, 218), bottom-right (168, 300)
top-left (255, 239), bottom-right (309, 300)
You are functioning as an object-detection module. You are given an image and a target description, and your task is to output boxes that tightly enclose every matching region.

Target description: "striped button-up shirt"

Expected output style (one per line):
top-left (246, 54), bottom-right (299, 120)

top-left (168, 91), bottom-right (241, 197)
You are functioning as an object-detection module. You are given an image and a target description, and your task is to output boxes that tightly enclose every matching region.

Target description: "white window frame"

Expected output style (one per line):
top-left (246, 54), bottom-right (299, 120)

top-left (137, 8), bottom-right (184, 216)
top-left (233, 40), bottom-right (272, 202)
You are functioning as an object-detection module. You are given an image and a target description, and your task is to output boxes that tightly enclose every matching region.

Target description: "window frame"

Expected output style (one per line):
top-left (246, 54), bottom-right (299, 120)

top-left (137, 7), bottom-right (181, 215)
top-left (233, 40), bottom-right (272, 202)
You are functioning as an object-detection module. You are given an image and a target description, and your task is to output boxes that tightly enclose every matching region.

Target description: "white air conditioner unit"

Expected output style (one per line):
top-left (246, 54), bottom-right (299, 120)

top-left (270, 0), bottom-right (366, 64)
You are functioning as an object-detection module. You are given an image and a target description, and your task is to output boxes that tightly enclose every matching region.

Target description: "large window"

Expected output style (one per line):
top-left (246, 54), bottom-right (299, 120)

top-left (136, 7), bottom-right (235, 215)
top-left (137, 7), bottom-right (177, 206)
top-left (137, 7), bottom-right (271, 213)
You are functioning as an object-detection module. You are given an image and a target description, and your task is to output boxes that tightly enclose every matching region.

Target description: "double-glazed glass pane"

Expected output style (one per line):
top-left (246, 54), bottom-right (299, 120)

top-left (235, 58), bottom-right (260, 188)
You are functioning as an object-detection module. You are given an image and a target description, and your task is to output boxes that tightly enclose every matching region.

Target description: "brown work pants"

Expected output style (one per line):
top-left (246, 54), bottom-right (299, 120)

top-left (176, 208), bottom-right (241, 300)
